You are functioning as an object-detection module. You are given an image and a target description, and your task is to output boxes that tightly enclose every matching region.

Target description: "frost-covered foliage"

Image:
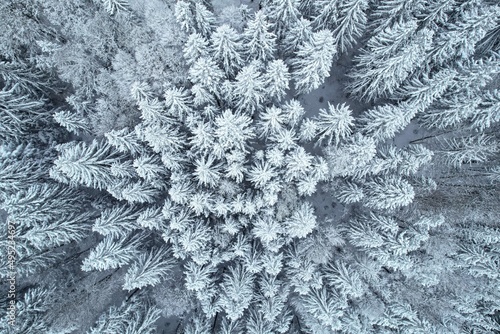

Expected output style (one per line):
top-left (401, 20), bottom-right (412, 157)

top-left (2, 0), bottom-right (500, 333)
top-left (86, 293), bottom-right (161, 334)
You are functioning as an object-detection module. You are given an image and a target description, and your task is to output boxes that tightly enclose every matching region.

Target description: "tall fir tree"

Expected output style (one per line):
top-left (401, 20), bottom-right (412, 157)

top-left (291, 30), bottom-right (336, 95)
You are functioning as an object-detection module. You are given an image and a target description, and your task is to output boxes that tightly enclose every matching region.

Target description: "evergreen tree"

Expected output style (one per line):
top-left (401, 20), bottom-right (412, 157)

top-left (53, 140), bottom-right (125, 190)
top-left (214, 109), bottom-right (255, 152)
top-left (333, 0), bottom-right (369, 53)
top-left (430, 4), bottom-right (500, 66)
top-left (20, 212), bottom-right (92, 250)
top-left (440, 134), bottom-right (498, 167)
top-left (0, 287), bottom-right (60, 334)
top-left (243, 10), bottom-right (277, 62)
top-left (267, 0), bottom-right (301, 38)
top-left (285, 202), bottom-right (317, 238)
top-left (335, 180), bottom-right (365, 204)
top-left (359, 103), bottom-right (416, 142)
top-left (282, 18), bottom-right (313, 55)
top-left (183, 33), bottom-right (210, 65)
top-left (105, 127), bottom-right (143, 156)
top-left (175, 1), bottom-right (195, 34)
top-left (82, 234), bottom-right (144, 272)
top-left (325, 133), bottom-right (377, 178)
top-left (231, 63), bottom-right (267, 114)
top-left (291, 30), bottom-right (336, 94)
top-left (370, 0), bottom-right (425, 33)
top-left (349, 23), bottom-right (434, 100)
top-left (99, 0), bottom-right (129, 15)
top-left (0, 142), bottom-right (52, 194)
top-left (194, 2), bottom-right (216, 38)
top-left (311, 0), bottom-right (339, 30)
top-left (164, 87), bottom-right (193, 119)
top-left (395, 69), bottom-right (457, 111)
top-left (1, 183), bottom-right (85, 224)
top-left (123, 247), bottom-right (175, 290)
top-left (264, 59), bottom-right (290, 101)
top-left (364, 176), bottom-right (415, 210)
top-left (219, 264), bottom-right (255, 321)
top-left (417, 0), bottom-right (456, 29)
top-left (87, 295), bottom-right (161, 334)
top-left (211, 24), bottom-right (244, 75)
top-left (188, 57), bottom-right (225, 94)
top-left (0, 86), bottom-right (49, 142)
top-left (315, 102), bottom-right (354, 146)
top-left (92, 204), bottom-right (142, 239)
top-left (53, 110), bottom-right (91, 135)
top-left (471, 89), bottom-right (500, 131)
top-left (257, 105), bottom-right (286, 138)
top-left (193, 154), bottom-right (223, 188)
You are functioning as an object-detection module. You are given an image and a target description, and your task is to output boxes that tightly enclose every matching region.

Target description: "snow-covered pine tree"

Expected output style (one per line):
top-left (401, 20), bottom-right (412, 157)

top-left (429, 4), bottom-right (500, 66)
top-left (0, 183), bottom-right (86, 224)
top-left (325, 133), bottom-right (377, 178)
top-left (315, 102), bottom-right (354, 146)
top-left (266, 0), bottom-right (301, 39)
top-left (231, 62), bottom-right (267, 114)
top-left (194, 2), bottom-right (216, 38)
top-left (0, 60), bottom-right (53, 96)
top-left (87, 294), bottom-right (161, 334)
top-left (311, 0), bottom-right (339, 30)
top-left (175, 1), bottom-right (195, 34)
top-left (300, 286), bottom-right (346, 330)
top-left (183, 33), bottom-right (210, 65)
top-left (53, 110), bottom-right (91, 135)
top-left (0, 286), bottom-right (59, 334)
top-left (370, 0), bottom-right (425, 34)
top-left (81, 234), bottom-right (144, 272)
top-left (164, 86), bottom-right (193, 120)
top-left (193, 154), bottom-right (223, 188)
top-left (325, 260), bottom-right (365, 299)
top-left (123, 247), bottom-right (175, 290)
top-left (99, 0), bottom-right (129, 15)
top-left (211, 24), bottom-right (244, 76)
top-left (291, 30), bottom-right (336, 95)
top-left (284, 202), bottom-right (317, 238)
top-left (188, 57), bottom-right (225, 94)
top-left (358, 103), bottom-right (416, 142)
top-left (214, 109), bottom-right (255, 152)
top-left (335, 180), bottom-right (365, 204)
top-left (53, 140), bottom-right (125, 190)
top-left (105, 127), bottom-right (143, 156)
top-left (0, 86), bottom-right (49, 142)
top-left (219, 264), bottom-right (255, 321)
top-left (394, 69), bottom-right (457, 111)
top-left (333, 0), bottom-right (369, 53)
top-left (282, 18), bottom-right (313, 56)
top-left (471, 89), bottom-right (500, 131)
top-left (417, 0), bottom-right (456, 29)
top-left (439, 134), bottom-right (498, 167)
top-left (92, 204), bottom-right (142, 238)
top-left (0, 142), bottom-right (53, 194)
top-left (363, 175), bottom-right (415, 210)
top-left (243, 10), bottom-right (277, 63)
top-left (20, 212), bottom-right (93, 250)
top-left (263, 59), bottom-right (290, 103)
top-left (420, 94), bottom-right (480, 130)
top-left (349, 23), bottom-right (434, 101)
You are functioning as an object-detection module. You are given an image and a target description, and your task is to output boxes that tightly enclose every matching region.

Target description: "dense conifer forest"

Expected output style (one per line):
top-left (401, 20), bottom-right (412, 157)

top-left (0, 0), bottom-right (499, 333)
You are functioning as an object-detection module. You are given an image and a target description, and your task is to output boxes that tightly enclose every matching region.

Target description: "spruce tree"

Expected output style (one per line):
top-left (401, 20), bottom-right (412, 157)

top-left (53, 140), bottom-right (125, 190)
top-left (243, 10), bottom-right (277, 63)
top-left (291, 30), bottom-right (336, 94)
top-left (333, 0), bottom-right (369, 53)
top-left (211, 24), bottom-right (244, 76)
